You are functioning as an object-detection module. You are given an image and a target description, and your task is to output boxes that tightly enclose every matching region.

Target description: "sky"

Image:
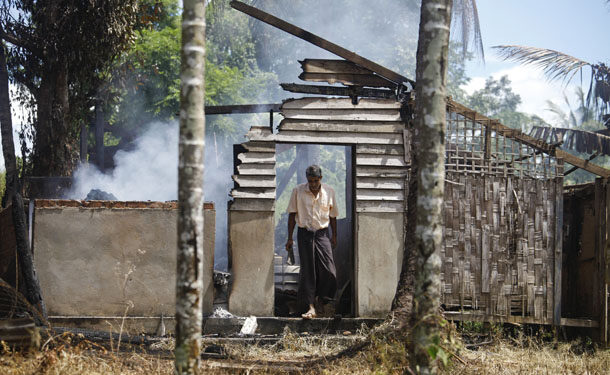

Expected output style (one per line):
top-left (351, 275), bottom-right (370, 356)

top-left (462, 0), bottom-right (610, 124)
top-left (1, 0), bottom-right (609, 172)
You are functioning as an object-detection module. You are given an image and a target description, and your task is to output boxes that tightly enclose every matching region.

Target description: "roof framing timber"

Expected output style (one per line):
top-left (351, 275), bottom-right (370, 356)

top-left (448, 99), bottom-right (610, 178)
top-left (230, 1), bottom-right (414, 88)
top-left (230, 0), bottom-right (609, 178)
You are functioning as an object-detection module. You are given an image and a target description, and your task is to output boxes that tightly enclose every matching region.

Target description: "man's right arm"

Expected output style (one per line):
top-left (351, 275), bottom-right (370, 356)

top-left (286, 212), bottom-right (296, 250)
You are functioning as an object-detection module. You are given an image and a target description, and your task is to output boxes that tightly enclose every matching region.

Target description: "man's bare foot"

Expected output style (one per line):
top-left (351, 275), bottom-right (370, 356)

top-left (301, 305), bottom-right (316, 319)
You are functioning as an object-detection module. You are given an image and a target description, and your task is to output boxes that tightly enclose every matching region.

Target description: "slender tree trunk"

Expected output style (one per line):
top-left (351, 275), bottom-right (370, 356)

top-left (411, 0), bottom-right (452, 374)
top-left (1, 41), bottom-right (46, 323)
top-left (0, 41), bottom-right (17, 206)
top-left (175, 1), bottom-right (205, 374)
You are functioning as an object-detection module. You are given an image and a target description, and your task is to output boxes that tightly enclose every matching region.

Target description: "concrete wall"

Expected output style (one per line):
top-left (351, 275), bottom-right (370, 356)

top-left (355, 212), bottom-right (404, 317)
top-left (228, 210), bottom-right (275, 316)
top-left (32, 200), bottom-right (215, 317)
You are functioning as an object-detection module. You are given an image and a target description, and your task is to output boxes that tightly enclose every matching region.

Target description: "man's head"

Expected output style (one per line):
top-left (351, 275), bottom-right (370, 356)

top-left (305, 165), bottom-right (322, 192)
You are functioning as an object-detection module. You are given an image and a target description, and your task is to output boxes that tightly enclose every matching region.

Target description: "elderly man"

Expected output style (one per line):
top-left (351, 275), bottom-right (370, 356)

top-left (285, 165), bottom-right (338, 319)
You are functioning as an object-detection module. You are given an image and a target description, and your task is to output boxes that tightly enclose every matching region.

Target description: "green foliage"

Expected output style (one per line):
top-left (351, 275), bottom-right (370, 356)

top-left (466, 75), bottom-right (548, 131)
top-left (109, 0), bottom-right (279, 147)
top-left (446, 42), bottom-right (472, 103)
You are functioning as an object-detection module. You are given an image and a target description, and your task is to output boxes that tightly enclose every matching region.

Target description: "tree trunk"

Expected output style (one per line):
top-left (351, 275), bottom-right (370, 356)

top-left (1, 41), bottom-right (46, 323)
top-left (175, 1), bottom-right (206, 374)
top-left (390, 162), bottom-right (417, 325)
top-left (411, 0), bottom-right (452, 374)
top-left (31, 61), bottom-right (77, 177)
top-left (0, 40), bottom-right (17, 206)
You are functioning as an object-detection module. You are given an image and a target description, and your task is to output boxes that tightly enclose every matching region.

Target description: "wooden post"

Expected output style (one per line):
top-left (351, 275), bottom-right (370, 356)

top-left (553, 160), bottom-right (564, 326)
top-left (594, 177), bottom-right (605, 342)
top-left (599, 179), bottom-right (610, 344)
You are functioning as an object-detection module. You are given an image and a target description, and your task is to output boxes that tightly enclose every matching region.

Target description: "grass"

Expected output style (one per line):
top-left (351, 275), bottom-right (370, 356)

top-left (1, 324), bottom-right (609, 374)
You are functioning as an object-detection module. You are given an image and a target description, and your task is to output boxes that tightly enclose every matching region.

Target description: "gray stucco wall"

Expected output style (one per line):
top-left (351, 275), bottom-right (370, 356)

top-left (33, 201), bottom-right (215, 317)
top-left (355, 212), bottom-right (404, 317)
top-left (228, 210), bottom-right (275, 316)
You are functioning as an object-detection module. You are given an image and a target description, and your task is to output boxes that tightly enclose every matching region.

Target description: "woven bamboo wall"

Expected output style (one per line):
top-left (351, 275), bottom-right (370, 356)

top-left (442, 108), bottom-right (563, 324)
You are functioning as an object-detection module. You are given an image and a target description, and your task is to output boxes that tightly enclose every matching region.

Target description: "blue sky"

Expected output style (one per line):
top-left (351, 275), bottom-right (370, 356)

top-left (463, 0), bottom-right (610, 123)
top-left (2, 1), bottom-right (609, 172)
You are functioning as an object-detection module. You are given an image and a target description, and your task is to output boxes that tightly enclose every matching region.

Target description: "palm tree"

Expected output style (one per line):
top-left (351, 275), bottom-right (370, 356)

top-left (494, 45), bottom-right (610, 127)
top-left (546, 87), bottom-right (597, 129)
top-left (410, 0), bottom-right (454, 373)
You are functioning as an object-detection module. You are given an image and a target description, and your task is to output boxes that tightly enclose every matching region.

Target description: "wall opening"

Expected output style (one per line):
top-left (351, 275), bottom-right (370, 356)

top-left (273, 143), bottom-right (354, 317)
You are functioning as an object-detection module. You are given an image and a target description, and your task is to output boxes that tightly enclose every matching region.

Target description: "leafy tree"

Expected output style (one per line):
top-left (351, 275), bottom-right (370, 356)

top-left (466, 75), bottom-right (547, 132)
top-left (446, 43), bottom-right (473, 102)
top-left (0, 0), bottom-right (138, 177)
top-left (109, 0), bottom-right (277, 149)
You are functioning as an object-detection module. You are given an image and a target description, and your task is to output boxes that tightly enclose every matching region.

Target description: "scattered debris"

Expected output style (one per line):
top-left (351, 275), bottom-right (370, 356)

top-left (84, 189), bottom-right (117, 200)
top-left (210, 307), bottom-right (235, 319)
top-left (240, 316), bottom-right (257, 335)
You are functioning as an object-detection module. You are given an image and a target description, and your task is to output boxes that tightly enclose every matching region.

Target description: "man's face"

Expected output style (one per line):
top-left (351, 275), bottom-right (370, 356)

top-left (307, 176), bottom-right (322, 192)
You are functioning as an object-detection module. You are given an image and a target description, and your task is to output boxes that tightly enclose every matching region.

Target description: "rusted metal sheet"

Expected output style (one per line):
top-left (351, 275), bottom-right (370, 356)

top-left (280, 83), bottom-right (396, 100)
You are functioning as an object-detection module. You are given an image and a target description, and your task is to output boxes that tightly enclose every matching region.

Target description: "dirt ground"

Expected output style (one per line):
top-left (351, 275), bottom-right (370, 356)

top-left (1, 326), bottom-right (609, 374)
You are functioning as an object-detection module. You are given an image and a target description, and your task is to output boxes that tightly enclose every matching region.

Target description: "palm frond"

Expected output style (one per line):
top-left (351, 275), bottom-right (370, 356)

top-left (452, 0), bottom-right (484, 61)
top-left (493, 45), bottom-right (591, 83)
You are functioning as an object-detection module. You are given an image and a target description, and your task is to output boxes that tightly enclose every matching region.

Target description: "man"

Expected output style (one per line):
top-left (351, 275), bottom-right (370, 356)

top-left (285, 164), bottom-right (338, 319)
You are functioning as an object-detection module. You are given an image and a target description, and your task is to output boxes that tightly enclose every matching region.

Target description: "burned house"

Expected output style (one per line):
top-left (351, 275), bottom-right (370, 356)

top-left (226, 2), bottom-right (610, 342)
top-left (1, 2), bottom-right (608, 343)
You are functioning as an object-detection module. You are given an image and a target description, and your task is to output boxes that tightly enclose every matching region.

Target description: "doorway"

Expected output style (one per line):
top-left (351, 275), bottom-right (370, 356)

top-left (273, 143), bottom-right (354, 317)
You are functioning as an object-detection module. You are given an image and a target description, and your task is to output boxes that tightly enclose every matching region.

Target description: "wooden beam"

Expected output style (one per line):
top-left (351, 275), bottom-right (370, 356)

top-left (205, 104), bottom-right (281, 115)
top-left (559, 318), bottom-right (600, 328)
top-left (300, 59), bottom-right (373, 75)
top-left (298, 72), bottom-right (395, 88)
top-left (556, 150), bottom-right (610, 178)
top-left (448, 99), bottom-right (610, 178)
top-left (230, 1), bottom-right (414, 87)
top-left (564, 152), bottom-right (600, 176)
top-left (280, 83), bottom-right (397, 99)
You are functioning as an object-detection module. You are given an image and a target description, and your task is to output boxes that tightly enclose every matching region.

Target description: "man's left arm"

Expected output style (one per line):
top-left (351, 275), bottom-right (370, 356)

top-left (328, 187), bottom-right (339, 249)
top-left (330, 216), bottom-right (337, 249)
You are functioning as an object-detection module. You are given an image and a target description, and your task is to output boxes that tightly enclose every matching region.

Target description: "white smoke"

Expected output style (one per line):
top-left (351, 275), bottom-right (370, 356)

top-left (68, 122), bottom-right (179, 201)
top-left (67, 120), bottom-right (234, 270)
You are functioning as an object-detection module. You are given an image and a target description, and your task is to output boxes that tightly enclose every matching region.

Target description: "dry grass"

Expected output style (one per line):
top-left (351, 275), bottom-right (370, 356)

top-left (1, 326), bottom-right (609, 374)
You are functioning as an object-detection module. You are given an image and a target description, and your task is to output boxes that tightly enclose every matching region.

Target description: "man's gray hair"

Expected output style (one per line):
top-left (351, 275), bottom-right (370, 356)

top-left (305, 164), bottom-right (322, 178)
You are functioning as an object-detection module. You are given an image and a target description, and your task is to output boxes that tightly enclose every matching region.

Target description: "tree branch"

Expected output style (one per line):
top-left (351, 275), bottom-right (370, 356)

top-left (0, 27), bottom-right (42, 57)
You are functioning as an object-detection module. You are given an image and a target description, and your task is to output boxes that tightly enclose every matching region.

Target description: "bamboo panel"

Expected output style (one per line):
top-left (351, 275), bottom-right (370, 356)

top-left (441, 174), bottom-right (560, 324)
